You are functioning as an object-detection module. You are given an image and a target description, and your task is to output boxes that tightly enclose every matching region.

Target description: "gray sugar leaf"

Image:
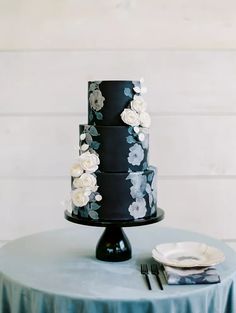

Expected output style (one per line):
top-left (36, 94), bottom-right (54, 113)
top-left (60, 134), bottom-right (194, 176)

top-left (124, 87), bottom-right (133, 98)
top-left (85, 133), bottom-right (93, 144)
top-left (127, 135), bottom-right (136, 144)
top-left (88, 210), bottom-right (99, 219)
top-left (89, 126), bottom-right (99, 136)
top-left (95, 111), bottom-right (103, 120)
top-left (90, 202), bottom-right (101, 211)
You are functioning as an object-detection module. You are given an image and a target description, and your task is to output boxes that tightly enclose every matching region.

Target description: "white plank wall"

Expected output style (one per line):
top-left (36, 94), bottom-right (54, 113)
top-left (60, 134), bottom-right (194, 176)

top-left (0, 0), bottom-right (236, 50)
top-left (1, 51), bottom-right (236, 114)
top-left (1, 1), bottom-right (236, 251)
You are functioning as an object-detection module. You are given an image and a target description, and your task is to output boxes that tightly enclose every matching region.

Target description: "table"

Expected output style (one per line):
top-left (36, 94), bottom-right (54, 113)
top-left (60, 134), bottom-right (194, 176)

top-left (0, 225), bottom-right (236, 313)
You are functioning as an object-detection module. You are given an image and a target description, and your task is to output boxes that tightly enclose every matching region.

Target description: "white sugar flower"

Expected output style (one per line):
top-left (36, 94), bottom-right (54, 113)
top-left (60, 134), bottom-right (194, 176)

top-left (133, 126), bottom-right (140, 134)
top-left (70, 163), bottom-right (83, 177)
top-left (128, 143), bottom-right (144, 166)
top-left (73, 178), bottom-right (80, 189)
top-left (128, 198), bottom-right (147, 219)
top-left (133, 85), bottom-right (147, 94)
top-left (79, 151), bottom-right (100, 173)
top-left (141, 134), bottom-right (149, 149)
top-left (80, 133), bottom-right (86, 140)
top-left (89, 89), bottom-right (105, 111)
top-left (130, 174), bottom-right (147, 193)
top-left (81, 143), bottom-right (89, 151)
top-left (121, 108), bottom-right (140, 127)
top-left (95, 194), bottom-right (102, 201)
top-left (139, 111), bottom-right (151, 128)
top-left (73, 173), bottom-right (97, 190)
top-left (131, 96), bottom-right (147, 113)
top-left (138, 133), bottom-right (145, 142)
top-left (71, 189), bottom-right (89, 207)
top-left (130, 185), bottom-right (145, 199)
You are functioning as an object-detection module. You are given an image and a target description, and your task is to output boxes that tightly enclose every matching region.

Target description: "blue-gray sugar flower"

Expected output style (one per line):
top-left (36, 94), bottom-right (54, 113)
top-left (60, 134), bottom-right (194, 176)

top-left (128, 143), bottom-right (144, 166)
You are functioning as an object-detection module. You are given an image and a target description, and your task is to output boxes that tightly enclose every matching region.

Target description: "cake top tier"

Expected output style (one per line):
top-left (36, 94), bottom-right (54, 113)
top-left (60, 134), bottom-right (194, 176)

top-left (88, 80), bottom-right (145, 126)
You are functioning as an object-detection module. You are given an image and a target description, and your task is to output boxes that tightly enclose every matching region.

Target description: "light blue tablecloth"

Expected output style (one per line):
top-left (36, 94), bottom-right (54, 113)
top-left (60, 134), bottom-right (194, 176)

top-left (0, 225), bottom-right (236, 313)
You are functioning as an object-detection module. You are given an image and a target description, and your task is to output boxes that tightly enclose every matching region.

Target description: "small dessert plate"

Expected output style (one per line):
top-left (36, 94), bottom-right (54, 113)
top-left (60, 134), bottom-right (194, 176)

top-left (152, 241), bottom-right (225, 268)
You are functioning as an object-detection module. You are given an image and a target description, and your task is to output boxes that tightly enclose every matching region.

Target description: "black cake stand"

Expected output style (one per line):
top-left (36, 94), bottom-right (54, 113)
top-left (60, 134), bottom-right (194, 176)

top-left (64, 208), bottom-right (164, 262)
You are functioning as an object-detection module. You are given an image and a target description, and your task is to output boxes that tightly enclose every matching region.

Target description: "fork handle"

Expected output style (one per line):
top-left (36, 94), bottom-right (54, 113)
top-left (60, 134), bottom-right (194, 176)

top-left (144, 274), bottom-right (152, 290)
top-left (154, 274), bottom-right (163, 290)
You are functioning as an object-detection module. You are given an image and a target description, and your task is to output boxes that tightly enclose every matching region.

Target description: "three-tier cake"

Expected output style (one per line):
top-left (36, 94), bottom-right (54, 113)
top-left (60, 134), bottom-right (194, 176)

top-left (70, 80), bottom-right (158, 221)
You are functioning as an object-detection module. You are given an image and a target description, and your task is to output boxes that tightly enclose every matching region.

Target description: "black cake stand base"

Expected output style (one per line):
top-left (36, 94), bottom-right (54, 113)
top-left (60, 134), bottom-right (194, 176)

top-left (64, 208), bottom-right (164, 262)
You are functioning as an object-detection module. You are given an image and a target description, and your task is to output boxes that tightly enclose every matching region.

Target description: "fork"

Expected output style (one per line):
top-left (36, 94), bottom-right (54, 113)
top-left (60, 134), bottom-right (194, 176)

top-left (141, 264), bottom-right (152, 290)
top-left (151, 263), bottom-right (164, 290)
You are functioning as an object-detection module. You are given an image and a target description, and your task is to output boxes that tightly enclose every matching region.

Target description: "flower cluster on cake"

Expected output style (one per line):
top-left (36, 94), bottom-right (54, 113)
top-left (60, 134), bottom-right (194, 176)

top-left (70, 80), bottom-right (158, 221)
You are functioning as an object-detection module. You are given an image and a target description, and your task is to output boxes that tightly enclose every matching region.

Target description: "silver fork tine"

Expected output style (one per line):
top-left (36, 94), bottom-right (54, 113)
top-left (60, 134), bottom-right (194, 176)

top-left (141, 264), bottom-right (152, 290)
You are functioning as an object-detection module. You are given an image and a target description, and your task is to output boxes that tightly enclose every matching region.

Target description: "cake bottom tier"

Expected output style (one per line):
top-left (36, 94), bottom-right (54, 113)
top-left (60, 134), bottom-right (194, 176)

top-left (72, 166), bottom-right (157, 221)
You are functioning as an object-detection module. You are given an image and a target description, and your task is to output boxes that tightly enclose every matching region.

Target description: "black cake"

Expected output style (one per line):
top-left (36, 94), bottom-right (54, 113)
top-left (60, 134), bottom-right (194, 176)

top-left (70, 80), bottom-right (157, 221)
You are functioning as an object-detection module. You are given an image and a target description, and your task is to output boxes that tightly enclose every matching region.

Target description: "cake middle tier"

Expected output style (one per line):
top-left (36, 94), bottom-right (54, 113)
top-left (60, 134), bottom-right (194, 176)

top-left (80, 124), bottom-right (149, 172)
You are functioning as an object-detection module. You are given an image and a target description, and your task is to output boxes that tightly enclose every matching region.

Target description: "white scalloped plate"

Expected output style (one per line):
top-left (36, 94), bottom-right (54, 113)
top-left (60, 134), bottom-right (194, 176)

top-left (152, 241), bottom-right (225, 268)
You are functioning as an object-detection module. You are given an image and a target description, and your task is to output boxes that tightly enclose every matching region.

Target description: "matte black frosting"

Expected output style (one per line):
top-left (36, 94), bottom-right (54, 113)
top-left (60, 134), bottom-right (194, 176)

top-left (79, 125), bottom-right (149, 172)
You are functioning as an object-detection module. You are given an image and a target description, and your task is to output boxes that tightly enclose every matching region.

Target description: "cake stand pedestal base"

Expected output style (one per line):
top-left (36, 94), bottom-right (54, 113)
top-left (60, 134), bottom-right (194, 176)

top-left (64, 208), bottom-right (164, 262)
top-left (96, 226), bottom-right (131, 262)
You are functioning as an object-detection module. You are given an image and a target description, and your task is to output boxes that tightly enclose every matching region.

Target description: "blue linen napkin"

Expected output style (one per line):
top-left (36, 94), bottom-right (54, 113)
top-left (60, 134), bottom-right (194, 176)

top-left (163, 265), bottom-right (221, 285)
